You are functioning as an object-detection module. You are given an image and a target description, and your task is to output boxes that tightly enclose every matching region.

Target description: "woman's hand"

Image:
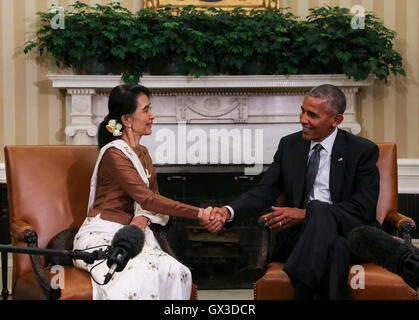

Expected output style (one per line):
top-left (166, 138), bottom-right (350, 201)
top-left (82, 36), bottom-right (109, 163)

top-left (130, 215), bottom-right (149, 232)
top-left (198, 206), bottom-right (213, 223)
top-left (199, 207), bottom-right (228, 233)
top-left (198, 206), bottom-right (216, 229)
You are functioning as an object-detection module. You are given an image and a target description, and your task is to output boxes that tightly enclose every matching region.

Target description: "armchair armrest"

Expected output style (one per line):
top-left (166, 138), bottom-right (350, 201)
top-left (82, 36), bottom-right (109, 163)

top-left (10, 219), bottom-right (35, 242)
top-left (383, 211), bottom-right (416, 242)
top-left (255, 216), bottom-right (270, 270)
top-left (149, 223), bottom-right (179, 261)
top-left (10, 220), bottom-right (61, 300)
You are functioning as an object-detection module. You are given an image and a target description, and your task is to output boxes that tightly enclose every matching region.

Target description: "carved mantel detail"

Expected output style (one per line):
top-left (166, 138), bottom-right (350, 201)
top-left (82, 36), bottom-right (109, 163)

top-left (176, 96), bottom-right (248, 123)
top-left (48, 74), bottom-right (373, 165)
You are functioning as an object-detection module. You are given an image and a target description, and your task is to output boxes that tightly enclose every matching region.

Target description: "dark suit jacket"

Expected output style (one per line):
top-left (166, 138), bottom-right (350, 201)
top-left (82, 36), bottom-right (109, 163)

top-left (229, 129), bottom-right (381, 231)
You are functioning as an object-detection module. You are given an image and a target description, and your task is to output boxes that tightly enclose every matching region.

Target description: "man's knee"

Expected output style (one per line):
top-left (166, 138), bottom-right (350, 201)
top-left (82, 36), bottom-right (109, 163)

top-left (306, 200), bottom-right (334, 219)
top-left (303, 200), bottom-right (338, 229)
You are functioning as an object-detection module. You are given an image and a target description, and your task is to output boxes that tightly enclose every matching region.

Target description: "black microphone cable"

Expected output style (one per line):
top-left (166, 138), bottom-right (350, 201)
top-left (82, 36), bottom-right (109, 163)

top-left (89, 259), bottom-right (110, 286)
top-left (70, 244), bottom-right (112, 286)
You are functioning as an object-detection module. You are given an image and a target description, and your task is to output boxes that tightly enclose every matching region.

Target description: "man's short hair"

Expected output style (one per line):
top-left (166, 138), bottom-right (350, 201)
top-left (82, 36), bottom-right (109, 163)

top-left (308, 84), bottom-right (347, 115)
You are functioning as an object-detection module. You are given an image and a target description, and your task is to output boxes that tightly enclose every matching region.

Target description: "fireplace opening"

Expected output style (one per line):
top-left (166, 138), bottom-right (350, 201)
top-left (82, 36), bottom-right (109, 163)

top-left (156, 166), bottom-right (270, 290)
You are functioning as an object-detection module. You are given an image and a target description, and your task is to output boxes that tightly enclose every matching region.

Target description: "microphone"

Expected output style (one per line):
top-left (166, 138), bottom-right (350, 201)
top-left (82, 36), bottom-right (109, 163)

top-left (104, 225), bottom-right (145, 284)
top-left (348, 225), bottom-right (419, 289)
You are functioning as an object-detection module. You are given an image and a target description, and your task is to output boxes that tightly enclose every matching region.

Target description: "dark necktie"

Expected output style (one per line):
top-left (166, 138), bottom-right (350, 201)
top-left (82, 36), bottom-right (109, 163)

top-left (302, 144), bottom-right (323, 208)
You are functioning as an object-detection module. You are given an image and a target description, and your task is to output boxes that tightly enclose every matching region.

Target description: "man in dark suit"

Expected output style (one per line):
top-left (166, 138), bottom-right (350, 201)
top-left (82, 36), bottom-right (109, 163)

top-left (207, 84), bottom-right (381, 299)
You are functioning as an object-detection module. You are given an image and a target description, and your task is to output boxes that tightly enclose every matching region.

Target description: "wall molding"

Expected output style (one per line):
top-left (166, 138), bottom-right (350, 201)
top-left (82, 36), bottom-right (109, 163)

top-left (397, 159), bottom-right (419, 194)
top-left (0, 160), bottom-right (418, 193)
top-left (0, 163), bottom-right (5, 185)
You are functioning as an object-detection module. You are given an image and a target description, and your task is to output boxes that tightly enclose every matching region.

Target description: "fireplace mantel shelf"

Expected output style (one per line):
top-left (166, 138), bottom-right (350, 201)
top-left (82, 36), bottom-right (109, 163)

top-left (48, 74), bottom-right (374, 90)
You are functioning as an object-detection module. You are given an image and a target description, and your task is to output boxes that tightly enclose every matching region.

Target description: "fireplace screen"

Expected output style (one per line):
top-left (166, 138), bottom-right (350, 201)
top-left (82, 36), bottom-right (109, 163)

top-left (156, 167), bottom-right (270, 289)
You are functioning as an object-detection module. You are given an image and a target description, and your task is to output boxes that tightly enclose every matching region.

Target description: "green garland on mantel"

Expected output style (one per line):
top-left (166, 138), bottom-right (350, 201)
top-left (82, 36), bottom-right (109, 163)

top-left (24, 1), bottom-right (405, 84)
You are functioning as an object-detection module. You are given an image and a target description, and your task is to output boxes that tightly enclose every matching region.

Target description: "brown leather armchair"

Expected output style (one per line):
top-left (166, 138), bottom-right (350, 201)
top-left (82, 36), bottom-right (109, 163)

top-left (253, 143), bottom-right (418, 300)
top-left (3, 145), bottom-right (197, 300)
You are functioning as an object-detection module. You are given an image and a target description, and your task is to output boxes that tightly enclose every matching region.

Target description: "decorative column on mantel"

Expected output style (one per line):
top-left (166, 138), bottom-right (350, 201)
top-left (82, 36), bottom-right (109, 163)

top-left (48, 74), bottom-right (373, 164)
top-left (65, 88), bottom-right (98, 145)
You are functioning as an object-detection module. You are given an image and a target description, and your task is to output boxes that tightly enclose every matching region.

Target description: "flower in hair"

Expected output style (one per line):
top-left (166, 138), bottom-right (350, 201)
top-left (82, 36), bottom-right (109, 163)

top-left (106, 119), bottom-right (123, 137)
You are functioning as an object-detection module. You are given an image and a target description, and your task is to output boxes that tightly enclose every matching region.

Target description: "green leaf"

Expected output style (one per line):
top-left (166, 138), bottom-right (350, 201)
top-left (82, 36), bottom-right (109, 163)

top-left (22, 3), bottom-right (404, 82)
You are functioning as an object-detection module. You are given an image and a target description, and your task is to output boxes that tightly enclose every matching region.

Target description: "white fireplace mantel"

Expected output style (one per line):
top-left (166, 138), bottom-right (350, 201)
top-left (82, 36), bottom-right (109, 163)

top-left (2, 74), bottom-right (418, 192)
top-left (48, 74), bottom-right (373, 172)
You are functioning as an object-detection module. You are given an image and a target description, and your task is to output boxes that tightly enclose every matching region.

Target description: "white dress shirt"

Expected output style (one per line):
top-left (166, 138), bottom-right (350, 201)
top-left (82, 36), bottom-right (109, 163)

top-left (225, 128), bottom-right (338, 221)
top-left (307, 128), bottom-right (337, 205)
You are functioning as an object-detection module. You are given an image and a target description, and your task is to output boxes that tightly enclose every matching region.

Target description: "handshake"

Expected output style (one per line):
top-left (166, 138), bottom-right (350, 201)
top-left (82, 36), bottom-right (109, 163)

top-left (197, 207), bottom-right (231, 233)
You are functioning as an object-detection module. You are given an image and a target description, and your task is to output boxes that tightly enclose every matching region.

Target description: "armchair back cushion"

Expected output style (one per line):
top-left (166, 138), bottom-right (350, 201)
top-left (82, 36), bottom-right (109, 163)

top-left (375, 143), bottom-right (398, 225)
top-left (5, 145), bottom-right (98, 299)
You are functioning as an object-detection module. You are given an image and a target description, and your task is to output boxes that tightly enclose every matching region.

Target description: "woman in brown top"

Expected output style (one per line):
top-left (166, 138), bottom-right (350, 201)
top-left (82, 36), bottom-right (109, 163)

top-left (73, 84), bottom-right (215, 300)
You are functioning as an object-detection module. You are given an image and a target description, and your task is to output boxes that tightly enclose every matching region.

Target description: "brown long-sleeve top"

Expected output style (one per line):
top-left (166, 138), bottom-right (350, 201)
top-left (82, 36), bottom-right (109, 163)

top-left (88, 144), bottom-right (200, 225)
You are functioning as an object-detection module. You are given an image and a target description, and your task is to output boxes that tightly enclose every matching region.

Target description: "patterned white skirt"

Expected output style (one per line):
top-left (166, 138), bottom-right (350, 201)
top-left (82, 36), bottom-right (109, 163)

top-left (73, 214), bottom-right (192, 300)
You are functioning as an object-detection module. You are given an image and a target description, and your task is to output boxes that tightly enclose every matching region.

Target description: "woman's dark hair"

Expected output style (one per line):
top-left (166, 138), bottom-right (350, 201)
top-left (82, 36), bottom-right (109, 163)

top-left (98, 84), bottom-right (150, 149)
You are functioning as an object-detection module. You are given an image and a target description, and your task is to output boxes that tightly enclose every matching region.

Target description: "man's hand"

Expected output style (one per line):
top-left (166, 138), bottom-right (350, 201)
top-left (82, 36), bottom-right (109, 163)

top-left (262, 206), bottom-right (306, 231)
top-left (200, 207), bottom-right (231, 233)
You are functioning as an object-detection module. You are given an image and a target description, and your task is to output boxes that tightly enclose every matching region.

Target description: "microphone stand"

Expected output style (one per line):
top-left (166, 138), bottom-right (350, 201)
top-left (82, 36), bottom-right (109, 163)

top-left (0, 243), bottom-right (110, 300)
top-left (0, 243), bottom-right (110, 264)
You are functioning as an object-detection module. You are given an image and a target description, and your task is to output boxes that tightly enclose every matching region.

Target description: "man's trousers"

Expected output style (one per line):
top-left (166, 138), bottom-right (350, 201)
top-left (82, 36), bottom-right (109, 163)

top-left (272, 200), bottom-right (367, 299)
